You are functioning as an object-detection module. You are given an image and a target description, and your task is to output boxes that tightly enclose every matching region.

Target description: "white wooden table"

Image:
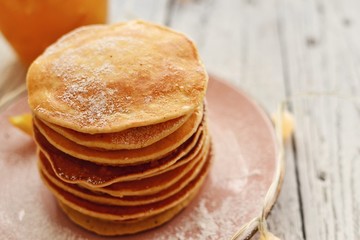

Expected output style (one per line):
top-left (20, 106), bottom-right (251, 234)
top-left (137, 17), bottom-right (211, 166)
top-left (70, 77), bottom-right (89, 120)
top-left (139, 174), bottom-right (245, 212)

top-left (1, 1), bottom-right (359, 239)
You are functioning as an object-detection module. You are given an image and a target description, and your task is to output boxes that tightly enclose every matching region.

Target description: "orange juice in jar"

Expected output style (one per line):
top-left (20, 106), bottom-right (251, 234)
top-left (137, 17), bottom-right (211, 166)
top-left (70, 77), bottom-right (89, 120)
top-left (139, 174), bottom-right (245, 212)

top-left (0, 0), bottom-right (107, 66)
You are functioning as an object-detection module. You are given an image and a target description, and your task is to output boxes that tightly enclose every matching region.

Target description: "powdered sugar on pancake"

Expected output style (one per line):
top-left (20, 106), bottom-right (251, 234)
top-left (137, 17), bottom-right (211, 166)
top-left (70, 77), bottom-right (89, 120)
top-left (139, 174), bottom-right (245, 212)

top-left (28, 20), bottom-right (208, 133)
top-left (51, 53), bottom-right (126, 126)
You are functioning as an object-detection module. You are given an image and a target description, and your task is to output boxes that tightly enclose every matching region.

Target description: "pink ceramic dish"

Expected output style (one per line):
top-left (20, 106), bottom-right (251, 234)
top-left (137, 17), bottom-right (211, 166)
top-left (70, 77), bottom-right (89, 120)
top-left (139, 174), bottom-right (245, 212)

top-left (0, 76), bottom-right (278, 239)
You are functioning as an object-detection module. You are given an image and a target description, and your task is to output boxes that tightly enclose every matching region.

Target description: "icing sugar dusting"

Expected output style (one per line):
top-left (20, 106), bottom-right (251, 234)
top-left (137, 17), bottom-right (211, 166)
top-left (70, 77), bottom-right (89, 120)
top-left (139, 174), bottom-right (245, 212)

top-left (144, 96), bottom-right (153, 104)
top-left (191, 198), bottom-right (236, 239)
top-left (18, 209), bottom-right (25, 222)
top-left (51, 53), bottom-right (125, 127)
top-left (155, 179), bottom-right (266, 240)
top-left (153, 191), bottom-right (247, 240)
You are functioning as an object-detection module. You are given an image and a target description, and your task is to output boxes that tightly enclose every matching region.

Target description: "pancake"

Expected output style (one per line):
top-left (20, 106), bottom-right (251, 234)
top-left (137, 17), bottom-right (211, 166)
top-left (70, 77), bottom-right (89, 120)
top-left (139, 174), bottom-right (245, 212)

top-left (38, 113), bottom-right (191, 150)
top-left (38, 150), bottom-right (210, 206)
top-left (38, 137), bottom-right (210, 198)
top-left (95, 135), bottom-right (210, 197)
top-left (33, 104), bottom-right (204, 165)
top-left (27, 20), bottom-right (208, 134)
top-left (37, 127), bottom-right (207, 188)
top-left (41, 154), bottom-right (211, 221)
top-left (57, 185), bottom-right (200, 236)
top-left (27, 19), bottom-right (211, 236)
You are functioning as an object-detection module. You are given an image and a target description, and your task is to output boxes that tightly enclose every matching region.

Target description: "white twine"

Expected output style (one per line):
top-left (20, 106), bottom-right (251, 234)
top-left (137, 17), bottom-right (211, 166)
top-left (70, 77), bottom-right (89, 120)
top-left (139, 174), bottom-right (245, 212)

top-left (230, 93), bottom-right (359, 240)
top-left (230, 104), bottom-right (286, 240)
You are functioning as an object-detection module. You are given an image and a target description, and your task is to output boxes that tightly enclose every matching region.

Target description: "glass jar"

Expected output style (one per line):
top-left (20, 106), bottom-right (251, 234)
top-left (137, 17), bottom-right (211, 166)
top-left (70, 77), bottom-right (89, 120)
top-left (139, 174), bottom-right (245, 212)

top-left (0, 0), bottom-right (108, 66)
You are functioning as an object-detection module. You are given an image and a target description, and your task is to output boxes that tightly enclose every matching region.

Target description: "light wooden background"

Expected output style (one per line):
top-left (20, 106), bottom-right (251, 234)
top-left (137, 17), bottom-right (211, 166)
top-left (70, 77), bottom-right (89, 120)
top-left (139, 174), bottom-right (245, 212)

top-left (1, 1), bottom-right (359, 239)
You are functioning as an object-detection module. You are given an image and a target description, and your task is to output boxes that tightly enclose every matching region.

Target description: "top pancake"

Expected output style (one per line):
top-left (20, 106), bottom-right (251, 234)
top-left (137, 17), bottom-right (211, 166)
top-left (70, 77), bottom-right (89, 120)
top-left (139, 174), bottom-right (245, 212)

top-left (27, 20), bottom-right (208, 134)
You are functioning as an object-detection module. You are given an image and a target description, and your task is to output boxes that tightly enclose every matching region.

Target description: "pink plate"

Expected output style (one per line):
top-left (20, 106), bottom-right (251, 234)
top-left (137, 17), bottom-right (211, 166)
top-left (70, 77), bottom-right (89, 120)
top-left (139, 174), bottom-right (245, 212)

top-left (0, 76), bottom-right (278, 239)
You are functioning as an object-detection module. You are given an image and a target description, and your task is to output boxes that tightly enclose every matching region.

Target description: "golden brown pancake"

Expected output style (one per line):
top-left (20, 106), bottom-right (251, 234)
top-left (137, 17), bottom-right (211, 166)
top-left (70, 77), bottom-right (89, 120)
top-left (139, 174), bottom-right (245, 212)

top-left (39, 151), bottom-right (210, 206)
top-left (87, 137), bottom-right (210, 197)
top-left (27, 20), bottom-right (208, 134)
top-left (38, 139), bottom-right (210, 201)
top-left (36, 127), bottom-right (207, 188)
top-left (57, 186), bottom-right (199, 236)
top-left (38, 113), bottom-right (191, 150)
top-left (40, 155), bottom-right (211, 221)
top-left (33, 105), bottom-right (204, 165)
top-left (27, 19), bottom-right (211, 236)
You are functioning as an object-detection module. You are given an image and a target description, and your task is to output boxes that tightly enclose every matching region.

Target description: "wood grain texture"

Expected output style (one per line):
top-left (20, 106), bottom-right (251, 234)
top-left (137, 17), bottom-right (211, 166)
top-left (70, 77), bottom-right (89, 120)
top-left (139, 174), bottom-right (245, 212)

top-left (109, 0), bottom-right (170, 24)
top-left (0, 36), bottom-right (26, 112)
top-left (168, 0), bottom-right (304, 239)
top-left (1, 0), bottom-right (359, 239)
top-left (277, 0), bottom-right (360, 239)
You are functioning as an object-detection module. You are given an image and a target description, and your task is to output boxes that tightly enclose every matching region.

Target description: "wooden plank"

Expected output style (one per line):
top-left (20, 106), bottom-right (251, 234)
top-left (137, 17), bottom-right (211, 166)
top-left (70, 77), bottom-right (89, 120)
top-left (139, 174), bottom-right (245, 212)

top-left (0, 36), bottom-right (26, 111)
top-left (109, 0), bottom-right (170, 24)
top-left (168, 0), bottom-right (243, 87)
top-left (169, 0), bottom-right (304, 239)
top-left (277, 0), bottom-right (360, 239)
top-left (267, 141), bottom-right (305, 240)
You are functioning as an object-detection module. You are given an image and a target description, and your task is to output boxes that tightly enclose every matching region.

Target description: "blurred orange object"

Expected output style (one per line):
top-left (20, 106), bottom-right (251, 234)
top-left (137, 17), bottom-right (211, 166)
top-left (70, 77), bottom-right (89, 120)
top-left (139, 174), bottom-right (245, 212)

top-left (0, 0), bottom-right (107, 66)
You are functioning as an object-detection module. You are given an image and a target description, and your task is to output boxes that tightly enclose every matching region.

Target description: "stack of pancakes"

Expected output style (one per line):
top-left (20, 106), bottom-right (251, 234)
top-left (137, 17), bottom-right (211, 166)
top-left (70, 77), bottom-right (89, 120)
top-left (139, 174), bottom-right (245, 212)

top-left (26, 20), bottom-right (211, 236)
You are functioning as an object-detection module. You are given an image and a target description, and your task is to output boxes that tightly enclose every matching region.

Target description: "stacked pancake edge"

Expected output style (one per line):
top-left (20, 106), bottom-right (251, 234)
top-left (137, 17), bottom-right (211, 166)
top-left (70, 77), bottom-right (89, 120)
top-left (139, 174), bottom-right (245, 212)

top-left (27, 20), bottom-right (211, 236)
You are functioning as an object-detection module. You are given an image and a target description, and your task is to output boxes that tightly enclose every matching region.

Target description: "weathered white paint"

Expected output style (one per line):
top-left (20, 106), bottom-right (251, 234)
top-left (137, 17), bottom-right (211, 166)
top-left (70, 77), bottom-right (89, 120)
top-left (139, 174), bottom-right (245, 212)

top-left (1, 0), bottom-right (359, 239)
top-left (277, 0), bottom-right (360, 239)
top-left (169, 1), bottom-right (304, 239)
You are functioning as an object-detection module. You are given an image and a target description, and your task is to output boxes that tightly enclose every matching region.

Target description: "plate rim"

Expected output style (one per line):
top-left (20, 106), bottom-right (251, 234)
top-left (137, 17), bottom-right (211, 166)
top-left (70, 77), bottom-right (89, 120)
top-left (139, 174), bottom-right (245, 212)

top-left (0, 75), bottom-right (284, 240)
